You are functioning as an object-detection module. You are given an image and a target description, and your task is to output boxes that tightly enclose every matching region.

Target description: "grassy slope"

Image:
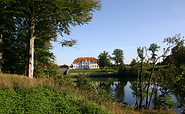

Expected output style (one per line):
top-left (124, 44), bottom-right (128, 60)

top-left (0, 88), bottom-right (108, 114)
top-left (0, 74), bottom-right (108, 114)
top-left (0, 73), bottom-right (174, 114)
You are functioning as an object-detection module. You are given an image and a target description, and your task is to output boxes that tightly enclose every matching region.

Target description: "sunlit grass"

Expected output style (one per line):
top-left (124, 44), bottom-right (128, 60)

top-left (69, 68), bottom-right (118, 73)
top-left (0, 73), bottom-right (54, 89)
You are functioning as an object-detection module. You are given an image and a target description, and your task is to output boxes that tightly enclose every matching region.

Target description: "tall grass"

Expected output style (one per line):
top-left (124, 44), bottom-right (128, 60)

top-left (0, 73), bottom-right (54, 89)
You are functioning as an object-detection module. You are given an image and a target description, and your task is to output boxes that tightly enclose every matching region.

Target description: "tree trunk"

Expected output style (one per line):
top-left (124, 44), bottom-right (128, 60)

top-left (148, 81), bottom-right (157, 108)
top-left (138, 61), bottom-right (143, 109)
top-left (135, 70), bottom-right (140, 107)
top-left (27, 12), bottom-right (36, 78)
top-left (145, 65), bottom-right (155, 108)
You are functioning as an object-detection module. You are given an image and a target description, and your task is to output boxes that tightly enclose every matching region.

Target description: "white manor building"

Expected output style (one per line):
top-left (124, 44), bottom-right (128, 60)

top-left (72, 57), bottom-right (99, 69)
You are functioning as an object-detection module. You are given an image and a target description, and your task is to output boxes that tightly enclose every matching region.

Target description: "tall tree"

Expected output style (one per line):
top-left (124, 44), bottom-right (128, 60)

top-left (98, 51), bottom-right (111, 68)
top-left (112, 49), bottom-right (124, 67)
top-left (0, 0), bottom-right (16, 73)
top-left (172, 46), bottom-right (185, 65)
top-left (162, 34), bottom-right (185, 66)
top-left (130, 59), bottom-right (137, 67)
top-left (136, 47), bottom-right (146, 109)
top-left (1, 0), bottom-right (100, 78)
top-left (145, 43), bottom-right (160, 109)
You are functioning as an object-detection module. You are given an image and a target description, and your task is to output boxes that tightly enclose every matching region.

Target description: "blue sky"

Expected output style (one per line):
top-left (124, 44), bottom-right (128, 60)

top-left (52, 0), bottom-right (185, 65)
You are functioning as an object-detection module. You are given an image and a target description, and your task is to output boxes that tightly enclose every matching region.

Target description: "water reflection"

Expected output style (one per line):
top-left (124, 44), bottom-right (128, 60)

top-left (97, 79), bottom-right (185, 113)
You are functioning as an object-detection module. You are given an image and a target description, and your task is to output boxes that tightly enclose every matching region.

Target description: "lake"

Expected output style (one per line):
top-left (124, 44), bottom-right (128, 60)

top-left (94, 78), bottom-right (185, 114)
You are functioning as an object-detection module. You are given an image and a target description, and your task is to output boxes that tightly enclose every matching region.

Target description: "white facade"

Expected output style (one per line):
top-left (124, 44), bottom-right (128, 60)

top-left (72, 57), bottom-right (99, 69)
top-left (59, 68), bottom-right (69, 71)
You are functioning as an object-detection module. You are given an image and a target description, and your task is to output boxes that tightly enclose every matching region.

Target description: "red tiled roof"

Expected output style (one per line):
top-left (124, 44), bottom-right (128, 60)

top-left (73, 57), bottom-right (98, 63)
top-left (58, 65), bottom-right (70, 68)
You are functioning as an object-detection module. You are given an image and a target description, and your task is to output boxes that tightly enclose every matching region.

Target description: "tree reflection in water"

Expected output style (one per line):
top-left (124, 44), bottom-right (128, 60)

top-left (96, 78), bottom-right (185, 113)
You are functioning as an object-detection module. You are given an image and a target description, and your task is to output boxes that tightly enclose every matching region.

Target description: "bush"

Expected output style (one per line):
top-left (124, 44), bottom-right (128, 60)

top-left (76, 75), bottom-right (96, 91)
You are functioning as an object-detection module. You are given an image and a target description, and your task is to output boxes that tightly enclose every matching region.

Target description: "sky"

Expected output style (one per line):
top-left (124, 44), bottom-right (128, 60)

top-left (51, 0), bottom-right (185, 65)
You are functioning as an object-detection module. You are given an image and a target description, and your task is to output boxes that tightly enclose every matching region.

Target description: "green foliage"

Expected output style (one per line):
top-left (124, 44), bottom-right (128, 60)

top-left (159, 65), bottom-right (185, 101)
top-left (75, 75), bottom-right (112, 106)
top-left (127, 66), bottom-right (138, 77)
top-left (130, 59), bottom-right (137, 67)
top-left (179, 64), bottom-right (185, 76)
top-left (1, 16), bottom-right (28, 74)
top-left (34, 64), bottom-right (58, 78)
top-left (98, 51), bottom-right (112, 68)
top-left (1, 29), bottom-right (58, 76)
top-left (159, 34), bottom-right (185, 101)
top-left (76, 75), bottom-right (96, 91)
top-left (162, 34), bottom-right (185, 66)
top-left (148, 43), bottom-right (160, 61)
top-left (118, 64), bottom-right (126, 74)
top-left (56, 71), bottom-right (66, 76)
top-left (112, 49), bottom-right (124, 67)
top-left (137, 47), bottom-right (145, 61)
top-left (163, 33), bottom-right (184, 48)
top-left (0, 0), bottom-right (101, 77)
top-left (0, 87), bottom-right (107, 114)
top-left (0, 0), bottom-right (58, 76)
top-left (154, 88), bottom-right (177, 110)
top-left (171, 46), bottom-right (185, 66)
top-left (60, 39), bottom-right (77, 47)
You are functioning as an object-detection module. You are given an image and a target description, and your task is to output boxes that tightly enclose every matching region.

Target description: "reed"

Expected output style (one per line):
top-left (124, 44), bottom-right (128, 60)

top-left (0, 73), bottom-right (54, 89)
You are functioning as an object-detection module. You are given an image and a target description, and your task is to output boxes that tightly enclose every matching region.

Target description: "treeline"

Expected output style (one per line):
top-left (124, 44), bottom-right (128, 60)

top-left (97, 49), bottom-right (124, 69)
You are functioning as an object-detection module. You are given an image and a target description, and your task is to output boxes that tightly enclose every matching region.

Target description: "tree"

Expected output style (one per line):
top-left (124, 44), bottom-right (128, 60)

top-left (0, 0), bottom-right (56, 75)
top-left (145, 43), bottom-right (160, 109)
top-left (0, 0), bottom-right (14, 73)
top-left (98, 51), bottom-right (111, 68)
top-left (130, 59), bottom-right (137, 67)
top-left (136, 47), bottom-right (146, 109)
top-left (171, 46), bottom-right (185, 66)
top-left (112, 49), bottom-right (124, 67)
top-left (162, 34), bottom-right (185, 66)
top-left (133, 34), bottom-right (184, 109)
top-left (148, 43), bottom-right (160, 62)
top-left (0, 0), bottom-right (17, 73)
top-left (161, 55), bottom-right (174, 65)
top-left (1, 0), bottom-right (100, 78)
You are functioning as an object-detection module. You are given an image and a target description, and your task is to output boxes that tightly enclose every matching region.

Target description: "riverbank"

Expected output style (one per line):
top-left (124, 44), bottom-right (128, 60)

top-left (0, 73), bottom-right (174, 114)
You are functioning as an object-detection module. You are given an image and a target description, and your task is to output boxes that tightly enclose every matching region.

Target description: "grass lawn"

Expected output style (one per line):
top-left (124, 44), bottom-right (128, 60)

top-left (56, 71), bottom-right (65, 75)
top-left (69, 68), bottom-right (118, 73)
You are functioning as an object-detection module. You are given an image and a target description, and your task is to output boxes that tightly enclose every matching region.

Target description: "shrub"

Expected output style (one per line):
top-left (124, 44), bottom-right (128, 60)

top-left (76, 75), bottom-right (96, 91)
top-left (0, 87), bottom-right (108, 114)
